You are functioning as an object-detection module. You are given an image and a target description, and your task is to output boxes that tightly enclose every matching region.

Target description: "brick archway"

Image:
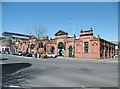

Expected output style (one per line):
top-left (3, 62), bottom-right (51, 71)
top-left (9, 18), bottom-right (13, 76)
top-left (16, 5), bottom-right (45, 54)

top-left (30, 44), bottom-right (34, 52)
top-left (58, 42), bottom-right (64, 56)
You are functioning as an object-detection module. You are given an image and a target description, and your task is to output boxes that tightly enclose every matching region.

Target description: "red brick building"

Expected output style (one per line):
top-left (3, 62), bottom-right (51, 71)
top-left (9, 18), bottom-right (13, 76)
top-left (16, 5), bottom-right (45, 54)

top-left (17, 28), bottom-right (117, 59)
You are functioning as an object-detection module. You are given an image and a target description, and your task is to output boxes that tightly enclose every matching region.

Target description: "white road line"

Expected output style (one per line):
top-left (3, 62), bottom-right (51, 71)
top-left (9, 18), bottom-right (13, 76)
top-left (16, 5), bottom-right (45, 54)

top-left (42, 67), bottom-right (46, 69)
top-left (9, 85), bottom-right (21, 88)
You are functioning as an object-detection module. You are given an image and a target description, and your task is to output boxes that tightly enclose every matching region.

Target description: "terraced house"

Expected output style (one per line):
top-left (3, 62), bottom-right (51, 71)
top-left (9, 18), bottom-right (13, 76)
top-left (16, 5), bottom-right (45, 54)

top-left (11, 28), bottom-right (118, 59)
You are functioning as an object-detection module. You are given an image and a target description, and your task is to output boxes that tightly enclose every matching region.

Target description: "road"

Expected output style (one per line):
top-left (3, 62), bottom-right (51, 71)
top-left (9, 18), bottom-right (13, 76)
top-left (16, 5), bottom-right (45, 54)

top-left (1, 54), bottom-right (118, 88)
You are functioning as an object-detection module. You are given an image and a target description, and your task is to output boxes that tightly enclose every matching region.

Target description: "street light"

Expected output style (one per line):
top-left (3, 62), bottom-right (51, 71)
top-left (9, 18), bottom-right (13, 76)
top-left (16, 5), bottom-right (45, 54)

top-left (68, 18), bottom-right (75, 57)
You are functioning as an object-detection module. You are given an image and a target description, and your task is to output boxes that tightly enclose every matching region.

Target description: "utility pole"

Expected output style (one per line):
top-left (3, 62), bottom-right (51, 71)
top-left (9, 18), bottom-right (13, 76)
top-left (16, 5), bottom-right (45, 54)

top-left (68, 18), bottom-right (75, 57)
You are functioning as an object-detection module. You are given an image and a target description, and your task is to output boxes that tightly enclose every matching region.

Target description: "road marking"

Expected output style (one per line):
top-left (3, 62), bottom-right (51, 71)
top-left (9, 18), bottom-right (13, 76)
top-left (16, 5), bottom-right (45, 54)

top-left (0, 63), bottom-right (6, 64)
top-left (9, 85), bottom-right (21, 88)
top-left (80, 86), bottom-right (86, 88)
top-left (42, 67), bottom-right (46, 69)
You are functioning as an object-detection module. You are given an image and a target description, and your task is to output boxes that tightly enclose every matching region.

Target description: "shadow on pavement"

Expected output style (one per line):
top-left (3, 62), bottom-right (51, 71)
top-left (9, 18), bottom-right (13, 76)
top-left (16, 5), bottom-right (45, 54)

top-left (0, 58), bottom-right (8, 61)
top-left (1, 63), bottom-right (32, 87)
top-left (2, 63), bottom-right (32, 76)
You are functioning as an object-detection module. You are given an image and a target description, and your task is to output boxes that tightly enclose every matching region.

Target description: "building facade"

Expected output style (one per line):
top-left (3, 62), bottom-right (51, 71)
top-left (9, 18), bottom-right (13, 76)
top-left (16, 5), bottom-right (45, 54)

top-left (2, 32), bottom-right (31, 52)
top-left (0, 36), bottom-right (12, 52)
top-left (2, 32), bottom-right (31, 43)
top-left (14, 28), bottom-right (118, 59)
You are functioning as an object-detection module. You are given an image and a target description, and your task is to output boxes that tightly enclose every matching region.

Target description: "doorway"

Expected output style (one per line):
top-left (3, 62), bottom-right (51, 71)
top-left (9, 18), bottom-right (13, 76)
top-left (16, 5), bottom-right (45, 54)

top-left (58, 42), bottom-right (64, 56)
top-left (69, 46), bottom-right (73, 57)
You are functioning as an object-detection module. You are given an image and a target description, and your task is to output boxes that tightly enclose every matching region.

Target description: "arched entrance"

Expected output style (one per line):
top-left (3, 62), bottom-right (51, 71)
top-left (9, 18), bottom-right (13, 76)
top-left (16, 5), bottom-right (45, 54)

top-left (30, 44), bottom-right (34, 52)
top-left (69, 46), bottom-right (73, 57)
top-left (58, 42), bottom-right (64, 56)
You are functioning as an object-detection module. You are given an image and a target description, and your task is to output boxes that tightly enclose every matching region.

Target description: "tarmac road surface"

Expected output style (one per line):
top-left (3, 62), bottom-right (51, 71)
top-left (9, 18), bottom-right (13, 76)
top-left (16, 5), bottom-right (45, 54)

top-left (1, 54), bottom-right (118, 88)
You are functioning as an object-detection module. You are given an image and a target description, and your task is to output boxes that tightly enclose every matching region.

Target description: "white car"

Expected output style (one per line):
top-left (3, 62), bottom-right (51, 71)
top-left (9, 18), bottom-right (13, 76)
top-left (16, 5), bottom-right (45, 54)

top-left (46, 53), bottom-right (57, 58)
top-left (18, 51), bottom-right (22, 56)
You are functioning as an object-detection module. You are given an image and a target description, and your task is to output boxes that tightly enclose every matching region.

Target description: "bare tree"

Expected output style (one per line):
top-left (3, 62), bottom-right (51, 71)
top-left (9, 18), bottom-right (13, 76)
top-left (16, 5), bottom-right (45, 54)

top-left (34, 25), bottom-right (47, 40)
top-left (26, 24), bottom-right (48, 52)
top-left (25, 27), bottom-right (33, 36)
top-left (26, 24), bottom-right (47, 40)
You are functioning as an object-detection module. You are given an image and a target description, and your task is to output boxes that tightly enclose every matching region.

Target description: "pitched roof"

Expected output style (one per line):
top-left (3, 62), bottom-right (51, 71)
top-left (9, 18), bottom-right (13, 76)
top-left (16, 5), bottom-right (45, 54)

top-left (55, 30), bottom-right (68, 36)
top-left (2, 32), bottom-right (31, 37)
top-left (111, 41), bottom-right (119, 45)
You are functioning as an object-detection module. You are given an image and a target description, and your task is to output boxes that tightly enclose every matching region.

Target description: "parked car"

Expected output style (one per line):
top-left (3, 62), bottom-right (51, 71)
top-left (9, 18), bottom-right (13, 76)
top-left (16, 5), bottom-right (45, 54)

top-left (22, 52), bottom-right (27, 56)
top-left (10, 51), bottom-right (16, 55)
top-left (35, 52), bottom-right (40, 58)
top-left (35, 52), bottom-right (44, 58)
top-left (26, 53), bottom-right (32, 57)
top-left (1, 51), bottom-right (5, 54)
top-left (5, 51), bottom-right (10, 54)
top-left (22, 52), bottom-right (32, 57)
top-left (114, 55), bottom-right (118, 58)
top-left (46, 52), bottom-right (57, 58)
top-left (18, 51), bottom-right (22, 56)
top-left (41, 53), bottom-right (47, 58)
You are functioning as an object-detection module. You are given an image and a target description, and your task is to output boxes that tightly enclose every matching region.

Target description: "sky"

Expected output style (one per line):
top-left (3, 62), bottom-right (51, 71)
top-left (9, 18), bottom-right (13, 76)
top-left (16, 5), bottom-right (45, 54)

top-left (2, 2), bottom-right (118, 41)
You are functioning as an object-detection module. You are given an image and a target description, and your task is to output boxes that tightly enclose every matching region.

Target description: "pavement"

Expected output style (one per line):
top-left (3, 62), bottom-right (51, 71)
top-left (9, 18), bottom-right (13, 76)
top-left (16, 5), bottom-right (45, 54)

top-left (7, 54), bottom-right (119, 63)
top-left (57, 56), bottom-right (119, 63)
top-left (1, 54), bottom-right (118, 88)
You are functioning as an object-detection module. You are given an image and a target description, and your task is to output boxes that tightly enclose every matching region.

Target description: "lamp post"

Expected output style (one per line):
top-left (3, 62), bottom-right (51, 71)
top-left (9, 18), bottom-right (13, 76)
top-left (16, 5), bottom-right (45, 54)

top-left (68, 18), bottom-right (75, 57)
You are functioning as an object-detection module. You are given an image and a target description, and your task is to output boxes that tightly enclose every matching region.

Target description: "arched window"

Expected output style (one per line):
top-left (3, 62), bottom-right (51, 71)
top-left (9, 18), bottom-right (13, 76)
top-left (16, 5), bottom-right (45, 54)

top-left (39, 41), bottom-right (43, 48)
top-left (58, 42), bottom-right (65, 56)
top-left (44, 44), bottom-right (46, 52)
top-left (84, 42), bottom-right (89, 53)
top-left (30, 44), bottom-right (34, 50)
top-left (58, 42), bottom-right (64, 49)
top-left (100, 45), bottom-right (104, 57)
top-left (69, 46), bottom-right (73, 57)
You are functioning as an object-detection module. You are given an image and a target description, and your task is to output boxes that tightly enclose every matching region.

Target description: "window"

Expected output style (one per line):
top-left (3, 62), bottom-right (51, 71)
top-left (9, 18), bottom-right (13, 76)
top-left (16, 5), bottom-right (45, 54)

top-left (39, 41), bottom-right (43, 48)
top-left (44, 44), bottom-right (46, 52)
top-left (5, 48), bottom-right (9, 52)
top-left (77, 43), bottom-right (80, 52)
top-left (84, 42), bottom-right (89, 53)
top-left (30, 44), bottom-right (34, 50)
top-left (2, 48), bottom-right (4, 51)
top-left (100, 45), bottom-right (104, 57)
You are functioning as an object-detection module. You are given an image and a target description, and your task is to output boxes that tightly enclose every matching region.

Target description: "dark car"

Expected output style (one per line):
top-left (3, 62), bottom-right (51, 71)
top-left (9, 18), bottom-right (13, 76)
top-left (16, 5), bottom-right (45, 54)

top-left (22, 52), bottom-right (32, 57)
top-left (10, 51), bottom-right (16, 55)
top-left (26, 53), bottom-right (32, 57)
top-left (22, 52), bottom-right (28, 56)
top-left (35, 52), bottom-right (43, 58)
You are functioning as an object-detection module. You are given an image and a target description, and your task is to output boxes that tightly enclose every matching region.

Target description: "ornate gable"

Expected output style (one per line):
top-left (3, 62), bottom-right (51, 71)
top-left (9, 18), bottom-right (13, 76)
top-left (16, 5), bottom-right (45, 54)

top-left (55, 30), bottom-right (68, 36)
